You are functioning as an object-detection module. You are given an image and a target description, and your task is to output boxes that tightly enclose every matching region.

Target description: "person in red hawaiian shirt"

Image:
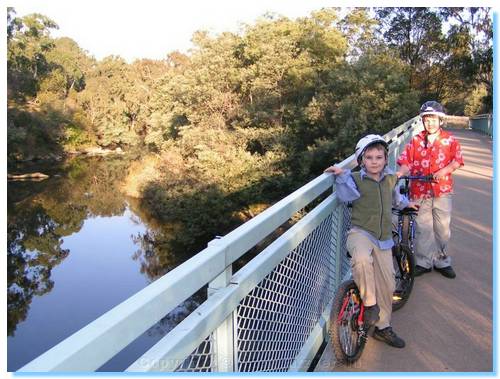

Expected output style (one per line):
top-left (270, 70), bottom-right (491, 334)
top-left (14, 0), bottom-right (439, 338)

top-left (397, 101), bottom-right (464, 279)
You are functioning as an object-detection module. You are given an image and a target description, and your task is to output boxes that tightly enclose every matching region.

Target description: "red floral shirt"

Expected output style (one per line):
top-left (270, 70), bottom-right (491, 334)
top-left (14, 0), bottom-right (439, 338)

top-left (397, 130), bottom-right (464, 199)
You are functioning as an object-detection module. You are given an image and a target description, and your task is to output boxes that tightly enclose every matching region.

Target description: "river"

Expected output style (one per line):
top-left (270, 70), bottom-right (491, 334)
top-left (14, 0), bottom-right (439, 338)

top-left (7, 156), bottom-right (206, 371)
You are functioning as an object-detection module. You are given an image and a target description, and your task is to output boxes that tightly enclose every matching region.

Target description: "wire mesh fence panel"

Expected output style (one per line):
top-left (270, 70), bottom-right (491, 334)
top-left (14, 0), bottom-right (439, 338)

top-left (338, 203), bottom-right (352, 281)
top-left (235, 213), bottom-right (337, 372)
top-left (175, 334), bottom-right (215, 372)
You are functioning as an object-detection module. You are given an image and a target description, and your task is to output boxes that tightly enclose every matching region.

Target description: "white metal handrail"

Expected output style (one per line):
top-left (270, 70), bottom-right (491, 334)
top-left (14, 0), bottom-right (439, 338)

top-left (19, 116), bottom-right (421, 372)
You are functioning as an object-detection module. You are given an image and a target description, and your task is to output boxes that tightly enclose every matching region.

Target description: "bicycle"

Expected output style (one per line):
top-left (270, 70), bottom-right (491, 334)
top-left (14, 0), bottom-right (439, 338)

top-left (391, 175), bottom-right (433, 310)
top-left (329, 174), bottom-right (434, 364)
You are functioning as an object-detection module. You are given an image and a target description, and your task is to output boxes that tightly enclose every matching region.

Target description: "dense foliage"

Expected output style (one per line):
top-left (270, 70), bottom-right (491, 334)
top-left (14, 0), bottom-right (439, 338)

top-left (7, 7), bottom-right (492, 161)
top-left (7, 7), bottom-right (492, 253)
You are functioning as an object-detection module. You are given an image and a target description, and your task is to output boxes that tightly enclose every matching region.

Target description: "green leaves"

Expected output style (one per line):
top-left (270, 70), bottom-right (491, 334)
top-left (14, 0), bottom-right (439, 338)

top-left (375, 7), bottom-right (492, 114)
top-left (7, 6), bottom-right (492, 164)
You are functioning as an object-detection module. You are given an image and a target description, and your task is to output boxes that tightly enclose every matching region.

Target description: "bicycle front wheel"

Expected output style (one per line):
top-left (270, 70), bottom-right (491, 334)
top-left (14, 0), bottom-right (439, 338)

top-left (392, 244), bottom-right (415, 311)
top-left (400, 214), bottom-right (411, 248)
top-left (329, 280), bottom-right (367, 364)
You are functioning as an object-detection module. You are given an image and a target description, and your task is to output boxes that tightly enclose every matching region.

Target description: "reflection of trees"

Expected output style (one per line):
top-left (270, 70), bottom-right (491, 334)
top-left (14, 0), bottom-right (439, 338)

top-left (7, 156), bottom-right (130, 335)
top-left (145, 296), bottom-right (202, 339)
top-left (7, 205), bottom-right (69, 336)
top-left (130, 224), bottom-right (183, 282)
top-left (127, 170), bottom-right (303, 285)
top-left (56, 156), bottom-right (130, 217)
top-left (127, 197), bottom-right (187, 282)
top-left (127, 180), bottom-right (260, 284)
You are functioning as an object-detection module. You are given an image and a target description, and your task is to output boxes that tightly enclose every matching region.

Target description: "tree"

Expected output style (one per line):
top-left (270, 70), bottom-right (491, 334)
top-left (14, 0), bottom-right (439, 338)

top-left (440, 7), bottom-right (492, 113)
top-left (375, 8), bottom-right (446, 94)
top-left (7, 7), bottom-right (22, 41)
top-left (42, 37), bottom-right (93, 98)
top-left (374, 7), bottom-right (492, 114)
top-left (338, 7), bottom-right (380, 60)
top-left (76, 56), bottom-right (137, 147)
top-left (7, 11), bottom-right (59, 98)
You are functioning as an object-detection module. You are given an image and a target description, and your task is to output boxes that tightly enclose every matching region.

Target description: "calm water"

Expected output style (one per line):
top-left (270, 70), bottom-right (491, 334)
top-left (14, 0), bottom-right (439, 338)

top-left (7, 156), bottom-right (204, 371)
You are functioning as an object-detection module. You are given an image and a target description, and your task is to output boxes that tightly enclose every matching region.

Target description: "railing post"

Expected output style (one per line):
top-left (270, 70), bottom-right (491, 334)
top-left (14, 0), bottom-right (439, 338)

top-left (207, 237), bottom-right (235, 372)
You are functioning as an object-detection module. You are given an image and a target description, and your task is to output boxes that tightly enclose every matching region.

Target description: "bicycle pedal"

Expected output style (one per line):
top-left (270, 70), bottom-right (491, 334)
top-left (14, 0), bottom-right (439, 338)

top-left (357, 328), bottom-right (368, 343)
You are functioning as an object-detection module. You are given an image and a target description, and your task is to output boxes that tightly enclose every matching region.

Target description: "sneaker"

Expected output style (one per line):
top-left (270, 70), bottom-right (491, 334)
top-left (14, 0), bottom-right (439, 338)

top-left (414, 265), bottom-right (431, 277)
top-left (372, 326), bottom-right (406, 348)
top-left (434, 265), bottom-right (456, 279)
top-left (363, 304), bottom-right (380, 327)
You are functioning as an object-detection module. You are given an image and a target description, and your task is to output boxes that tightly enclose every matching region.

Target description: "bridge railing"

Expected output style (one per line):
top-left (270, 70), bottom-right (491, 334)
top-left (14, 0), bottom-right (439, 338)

top-left (19, 117), bottom-right (422, 372)
top-left (470, 113), bottom-right (493, 138)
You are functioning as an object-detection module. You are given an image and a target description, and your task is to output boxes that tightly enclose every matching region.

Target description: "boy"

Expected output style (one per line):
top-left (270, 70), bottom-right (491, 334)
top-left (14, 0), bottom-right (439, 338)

top-left (397, 101), bottom-right (464, 279)
top-left (325, 134), bottom-right (415, 348)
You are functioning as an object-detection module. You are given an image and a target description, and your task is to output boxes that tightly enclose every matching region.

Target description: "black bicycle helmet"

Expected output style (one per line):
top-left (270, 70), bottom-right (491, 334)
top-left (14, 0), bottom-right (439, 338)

top-left (419, 101), bottom-right (446, 117)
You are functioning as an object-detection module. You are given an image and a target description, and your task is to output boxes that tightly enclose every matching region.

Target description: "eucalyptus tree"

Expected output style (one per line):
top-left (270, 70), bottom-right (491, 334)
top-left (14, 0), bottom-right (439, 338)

top-left (338, 7), bottom-right (380, 60)
top-left (230, 8), bottom-right (351, 168)
top-left (440, 7), bottom-right (492, 113)
top-left (374, 7), bottom-right (445, 95)
top-left (77, 56), bottom-right (159, 148)
top-left (7, 9), bottom-right (59, 99)
top-left (374, 7), bottom-right (492, 114)
top-left (42, 37), bottom-right (93, 98)
top-left (7, 7), bottom-right (22, 41)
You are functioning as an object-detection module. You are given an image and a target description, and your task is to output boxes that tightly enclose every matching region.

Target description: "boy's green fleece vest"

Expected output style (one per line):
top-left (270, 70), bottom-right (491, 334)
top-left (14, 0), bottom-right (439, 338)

top-left (351, 172), bottom-right (398, 241)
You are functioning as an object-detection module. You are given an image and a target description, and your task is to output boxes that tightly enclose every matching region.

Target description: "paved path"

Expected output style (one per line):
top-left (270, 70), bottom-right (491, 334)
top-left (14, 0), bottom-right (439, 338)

top-left (315, 129), bottom-right (493, 372)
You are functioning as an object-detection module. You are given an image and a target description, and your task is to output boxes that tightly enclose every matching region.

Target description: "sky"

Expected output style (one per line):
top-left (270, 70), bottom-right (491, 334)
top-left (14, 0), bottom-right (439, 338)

top-left (7, 1), bottom-right (497, 62)
top-left (7, 0), bottom-right (351, 62)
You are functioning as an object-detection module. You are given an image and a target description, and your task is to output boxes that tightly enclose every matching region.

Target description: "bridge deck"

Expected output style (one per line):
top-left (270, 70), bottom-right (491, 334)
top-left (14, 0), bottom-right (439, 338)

top-left (315, 129), bottom-right (493, 372)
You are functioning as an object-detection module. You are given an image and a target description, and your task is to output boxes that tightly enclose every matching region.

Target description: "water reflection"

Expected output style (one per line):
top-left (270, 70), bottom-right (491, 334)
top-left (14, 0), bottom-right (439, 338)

top-left (7, 156), bottom-right (206, 371)
top-left (7, 204), bottom-right (70, 336)
top-left (8, 157), bottom-right (129, 336)
top-left (127, 197), bottom-right (191, 281)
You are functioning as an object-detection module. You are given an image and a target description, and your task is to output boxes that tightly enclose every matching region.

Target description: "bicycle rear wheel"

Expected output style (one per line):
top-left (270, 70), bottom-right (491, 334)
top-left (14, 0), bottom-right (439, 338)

top-left (329, 280), bottom-right (367, 364)
top-left (392, 244), bottom-right (415, 311)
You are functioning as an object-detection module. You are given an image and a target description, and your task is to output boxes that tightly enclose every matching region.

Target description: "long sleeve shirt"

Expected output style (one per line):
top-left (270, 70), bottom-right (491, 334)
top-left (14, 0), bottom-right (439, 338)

top-left (397, 129), bottom-right (464, 199)
top-left (334, 167), bottom-right (409, 250)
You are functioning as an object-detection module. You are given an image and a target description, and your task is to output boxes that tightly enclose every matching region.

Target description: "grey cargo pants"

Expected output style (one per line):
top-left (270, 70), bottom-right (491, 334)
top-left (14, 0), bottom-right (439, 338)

top-left (414, 194), bottom-right (453, 269)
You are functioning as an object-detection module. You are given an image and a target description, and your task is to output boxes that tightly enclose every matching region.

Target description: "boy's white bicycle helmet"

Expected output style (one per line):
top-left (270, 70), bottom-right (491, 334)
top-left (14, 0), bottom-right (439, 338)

top-left (354, 134), bottom-right (389, 164)
top-left (419, 101), bottom-right (446, 118)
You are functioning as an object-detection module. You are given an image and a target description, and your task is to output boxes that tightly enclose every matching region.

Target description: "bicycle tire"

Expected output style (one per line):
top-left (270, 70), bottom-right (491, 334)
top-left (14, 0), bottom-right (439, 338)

top-left (329, 280), bottom-right (367, 364)
top-left (401, 214), bottom-right (410, 247)
top-left (392, 244), bottom-right (415, 311)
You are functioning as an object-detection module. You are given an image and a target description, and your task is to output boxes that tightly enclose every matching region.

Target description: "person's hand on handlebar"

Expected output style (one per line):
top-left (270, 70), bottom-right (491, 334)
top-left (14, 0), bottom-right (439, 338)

top-left (397, 165), bottom-right (410, 178)
top-left (432, 168), bottom-right (449, 180)
top-left (407, 201), bottom-right (420, 210)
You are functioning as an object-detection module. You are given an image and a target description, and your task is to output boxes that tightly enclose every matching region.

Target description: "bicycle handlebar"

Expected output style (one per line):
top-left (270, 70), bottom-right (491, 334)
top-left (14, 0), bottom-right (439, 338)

top-left (398, 174), bottom-right (435, 196)
top-left (398, 174), bottom-right (435, 182)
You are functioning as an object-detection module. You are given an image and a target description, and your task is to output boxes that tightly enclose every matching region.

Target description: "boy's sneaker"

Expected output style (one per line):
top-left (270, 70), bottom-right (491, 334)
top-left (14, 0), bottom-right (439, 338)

top-left (434, 265), bottom-right (456, 279)
top-left (414, 265), bottom-right (431, 276)
top-left (363, 304), bottom-right (380, 327)
top-left (372, 326), bottom-right (406, 348)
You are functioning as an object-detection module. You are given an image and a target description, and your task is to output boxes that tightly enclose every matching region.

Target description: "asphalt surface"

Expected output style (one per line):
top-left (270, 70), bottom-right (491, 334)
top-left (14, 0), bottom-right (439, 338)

top-left (315, 129), bottom-right (493, 373)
